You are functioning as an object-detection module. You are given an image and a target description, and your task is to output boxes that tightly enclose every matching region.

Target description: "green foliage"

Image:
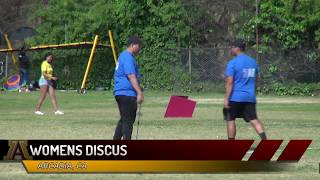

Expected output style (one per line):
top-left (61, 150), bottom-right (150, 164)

top-left (0, 76), bottom-right (7, 91)
top-left (25, 0), bottom-right (320, 92)
top-left (239, 0), bottom-right (320, 91)
top-left (28, 0), bottom-right (192, 90)
top-left (240, 0), bottom-right (320, 50)
top-left (260, 82), bottom-right (320, 96)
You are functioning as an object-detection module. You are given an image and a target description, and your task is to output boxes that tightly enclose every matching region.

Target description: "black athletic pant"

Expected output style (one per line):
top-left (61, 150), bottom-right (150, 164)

top-left (113, 95), bottom-right (137, 140)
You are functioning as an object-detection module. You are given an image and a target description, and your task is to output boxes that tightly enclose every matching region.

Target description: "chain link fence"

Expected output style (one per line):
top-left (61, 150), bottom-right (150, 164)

top-left (168, 47), bottom-right (320, 93)
top-left (0, 51), bottom-right (17, 83)
top-left (0, 53), bottom-right (8, 79)
top-left (0, 48), bottom-right (114, 90)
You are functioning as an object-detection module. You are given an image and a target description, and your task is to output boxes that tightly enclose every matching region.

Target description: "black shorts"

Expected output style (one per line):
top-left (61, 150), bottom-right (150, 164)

top-left (224, 101), bottom-right (257, 122)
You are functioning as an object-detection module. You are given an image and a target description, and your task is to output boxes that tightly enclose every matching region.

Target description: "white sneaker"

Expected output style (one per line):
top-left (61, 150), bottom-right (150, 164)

top-left (54, 110), bottom-right (64, 115)
top-left (34, 111), bottom-right (44, 115)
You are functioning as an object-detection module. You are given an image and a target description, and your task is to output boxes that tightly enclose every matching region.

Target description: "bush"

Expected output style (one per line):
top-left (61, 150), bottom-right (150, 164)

top-left (260, 82), bottom-right (320, 96)
top-left (28, 0), bottom-right (192, 90)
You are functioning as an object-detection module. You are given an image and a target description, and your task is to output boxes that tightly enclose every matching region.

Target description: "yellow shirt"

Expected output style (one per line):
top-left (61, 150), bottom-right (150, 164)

top-left (40, 60), bottom-right (53, 79)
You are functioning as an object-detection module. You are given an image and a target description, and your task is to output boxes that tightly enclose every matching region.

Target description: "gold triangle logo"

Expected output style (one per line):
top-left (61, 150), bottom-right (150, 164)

top-left (5, 140), bottom-right (32, 160)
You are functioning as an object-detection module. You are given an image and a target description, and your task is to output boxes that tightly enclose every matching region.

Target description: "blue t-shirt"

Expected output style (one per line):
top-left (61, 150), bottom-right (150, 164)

top-left (114, 51), bottom-right (141, 97)
top-left (226, 54), bottom-right (259, 103)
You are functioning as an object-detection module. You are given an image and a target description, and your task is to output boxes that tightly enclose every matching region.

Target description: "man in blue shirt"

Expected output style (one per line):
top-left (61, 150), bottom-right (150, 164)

top-left (224, 39), bottom-right (267, 140)
top-left (113, 36), bottom-right (144, 140)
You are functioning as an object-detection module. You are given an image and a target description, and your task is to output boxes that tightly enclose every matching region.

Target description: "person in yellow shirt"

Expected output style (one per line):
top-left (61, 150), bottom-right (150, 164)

top-left (35, 53), bottom-right (64, 115)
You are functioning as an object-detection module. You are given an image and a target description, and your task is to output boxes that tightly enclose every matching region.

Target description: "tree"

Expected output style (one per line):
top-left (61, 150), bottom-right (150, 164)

top-left (0, 0), bottom-right (34, 46)
top-left (28, 0), bottom-right (192, 90)
top-left (239, 0), bottom-right (320, 84)
top-left (241, 0), bottom-right (320, 50)
top-left (182, 0), bottom-right (251, 47)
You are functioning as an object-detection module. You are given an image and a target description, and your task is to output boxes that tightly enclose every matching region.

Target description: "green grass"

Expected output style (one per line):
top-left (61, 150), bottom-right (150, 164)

top-left (0, 90), bottom-right (320, 179)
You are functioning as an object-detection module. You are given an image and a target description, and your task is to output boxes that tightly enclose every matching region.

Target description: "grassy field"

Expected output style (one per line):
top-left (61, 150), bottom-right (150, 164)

top-left (0, 90), bottom-right (319, 179)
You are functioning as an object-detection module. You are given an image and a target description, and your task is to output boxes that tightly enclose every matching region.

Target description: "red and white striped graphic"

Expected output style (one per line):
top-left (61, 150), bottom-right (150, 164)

top-left (248, 140), bottom-right (312, 161)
